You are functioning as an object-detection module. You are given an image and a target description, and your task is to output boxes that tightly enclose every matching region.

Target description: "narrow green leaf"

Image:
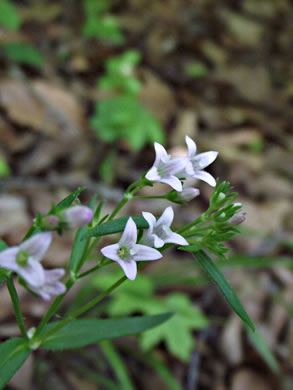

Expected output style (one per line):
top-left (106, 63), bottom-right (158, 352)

top-left (247, 327), bottom-right (280, 374)
top-left (54, 186), bottom-right (86, 212)
top-left (183, 248), bottom-right (255, 330)
top-left (0, 338), bottom-right (30, 389)
top-left (82, 215), bottom-right (149, 240)
top-left (41, 313), bottom-right (172, 350)
top-left (101, 340), bottom-right (134, 390)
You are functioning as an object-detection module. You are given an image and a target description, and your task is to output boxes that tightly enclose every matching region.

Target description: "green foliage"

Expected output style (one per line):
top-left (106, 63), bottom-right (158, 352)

top-left (2, 42), bottom-right (44, 67)
top-left (83, 0), bottom-right (124, 44)
top-left (41, 314), bottom-right (172, 350)
top-left (0, 156), bottom-right (10, 177)
top-left (0, 338), bottom-right (30, 389)
top-left (0, 0), bottom-right (20, 31)
top-left (181, 248), bottom-right (254, 330)
top-left (93, 273), bottom-right (209, 361)
top-left (184, 61), bottom-right (209, 78)
top-left (91, 95), bottom-right (164, 150)
top-left (91, 50), bottom-right (165, 151)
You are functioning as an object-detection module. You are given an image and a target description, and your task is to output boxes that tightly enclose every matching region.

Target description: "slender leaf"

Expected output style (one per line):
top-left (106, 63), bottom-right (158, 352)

top-left (0, 338), bottom-right (30, 389)
top-left (181, 248), bottom-right (255, 330)
top-left (82, 215), bottom-right (148, 240)
top-left (41, 313), bottom-right (172, 350)
top-left (247, 327), bottom-right (280, 374)
top-left (101, 340), bottom-right (134, 390)
top-left (54, 187), bottom-right (86, 212)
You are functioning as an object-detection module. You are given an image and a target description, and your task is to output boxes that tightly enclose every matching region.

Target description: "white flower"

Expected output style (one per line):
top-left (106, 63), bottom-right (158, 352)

top-left (145, 142), bottom-right (186, 191)
top-left (183, 136), bottom-right (218, 187)
top-left (30, 268), bottom-right (66, 301)
top-left (141, 206), bottom-right (189, 248)
top-left (62, 206), bottom-right (93, 229)
top-left (0, 232), bottom-right (52, 288)
top-left (101, 218), bottom-right (162, 280)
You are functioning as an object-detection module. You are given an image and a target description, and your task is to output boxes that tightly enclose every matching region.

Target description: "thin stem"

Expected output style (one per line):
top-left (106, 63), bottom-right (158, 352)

top-left (38, 275), bottom-right (127, 343)
top-left (108, 197), bottom-right (128, 220)
top-left (7, 275), bottom-right (28, 340)
top-left (78, 258), bottom-right (111, 279)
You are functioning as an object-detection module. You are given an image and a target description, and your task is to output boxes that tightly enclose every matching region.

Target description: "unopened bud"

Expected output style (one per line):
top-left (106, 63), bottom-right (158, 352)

top-left (42, 215), bottom-right (59, 229)
top-left (229, 212), bottom-right (246, 226)
top-left (178, 187), bottom-right (200, 202)
top-left (62, 206), bottom-right (93, 229)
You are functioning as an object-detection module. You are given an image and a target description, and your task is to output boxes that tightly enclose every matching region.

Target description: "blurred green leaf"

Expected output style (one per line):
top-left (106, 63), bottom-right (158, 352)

top-left (100, 150), bottom-right (117, 185)
top-left (247, 327), bottom-right (280, 374)
top-left (184, 61), bottom-right (209, 78)
top-left (41, 314), bottom-right (172, 350)
top-left (0, 338), bottom-right (30, 389)
top-left (0, 0), bottom-right (20, 31)
top-left (3, 42), bottom-right (44, 67)
top-left (0, 156), bottom-right (10, 176)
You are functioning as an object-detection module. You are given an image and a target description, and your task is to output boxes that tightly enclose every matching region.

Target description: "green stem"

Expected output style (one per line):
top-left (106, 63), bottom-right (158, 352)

top-left (7, 275), bottom-right (28, 340)
top-left (78, 258), bottom-right (111, 279)
top-left (108, 197), bottom-right (129, 220)
top-left (132, 195), bottom-right (166, 200)
top-left (38, 275), bottom-right (127, 343)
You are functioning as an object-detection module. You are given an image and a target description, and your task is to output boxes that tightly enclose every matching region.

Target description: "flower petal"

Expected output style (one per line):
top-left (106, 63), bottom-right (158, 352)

top-left (0, 247), bottom-right (19, 272)
top-left (154, 142), bottom-right (169, 165)
top-left (192, 170), bottom-right (217, 187)
top-left (153, 235), bottom-right (165, 248)
top-left (101, 244), bottom-right (120, 262)
top-left (145, 167), bottom-right (160, 181)
top-left (160, 176), bottom-right (183, 191)
top-left (132, 244), bottom-right (162, 261)
top-left (192, 151), bottom-right (218, 170)
top-left (43, 268), bottom-right (65, 283)
top-left (119, 218), bottom-right (137, 247)
top-left (116, 259), bottom-right (137, 280)
top-left (163, 158), bottom-right (186, 176)
top-left (20, 232), bottom-right (52, 262)
top-left (185, 136), bottom-right (197, 158)
top-left (19, 259), bottom-right (45, 288)
top-left (164, 232), bottom-right (189, 246)
top-left (142, 212), bottom-right (156, 231)
top-left (157, 206), bottom-right (174, 228)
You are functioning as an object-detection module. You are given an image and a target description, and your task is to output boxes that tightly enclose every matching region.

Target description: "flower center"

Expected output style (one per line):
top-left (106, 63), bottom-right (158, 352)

top-left (117, 245), bottom-right (130, 260)
top-left (16, 250), bottom-right (29, 267)
top-left (154, 224), bottom-right (170, 239)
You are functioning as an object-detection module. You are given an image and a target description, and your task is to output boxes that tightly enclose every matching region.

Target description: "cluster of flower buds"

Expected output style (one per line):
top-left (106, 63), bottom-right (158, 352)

top-left (0, 205), bottom-right (94, 300)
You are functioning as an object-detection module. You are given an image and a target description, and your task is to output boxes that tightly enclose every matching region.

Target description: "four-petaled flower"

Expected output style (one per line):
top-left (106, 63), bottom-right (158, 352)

top-left (0, 232), bottom-right (52, 288)
top-left (30, 268), bottom-right (66, 301)
top-left (101, 218), bottom-right (162, 280)
top-left (145, 142), bottom-right (186, 191)
top-left (183, 136), bottom-right (218, 187)
top-left (141, 206), bottom-right (189, 248)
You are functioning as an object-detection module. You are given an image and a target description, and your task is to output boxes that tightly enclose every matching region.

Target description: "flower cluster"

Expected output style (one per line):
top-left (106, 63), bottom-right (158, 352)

top-left (145, 136), bottom-right (218, 191)
top-left (0, 205), bottom-right (94, 300)
top-left (101, 206), bottom-right (188, 280)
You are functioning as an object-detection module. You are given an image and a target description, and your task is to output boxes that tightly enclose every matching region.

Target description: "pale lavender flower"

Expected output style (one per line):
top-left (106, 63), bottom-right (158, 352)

top-left (178, 185), bottom-right (200, 202)
top-left (141, 206), bottom-right (188, 248)
top-left (0, 232), bottom-right (52, 288)
top-left (101, 218), bottom-right (162, 280)
top-left (229, 203), bottom-right (246, 225)
top-left (145, 142), bottom-right (186, 191)
top-left (62, 206), bottom-right (93, 229)
top-left (30, 268), bottom-right (66, 301)
top-left (183, 136), bottom-right (218, 187)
